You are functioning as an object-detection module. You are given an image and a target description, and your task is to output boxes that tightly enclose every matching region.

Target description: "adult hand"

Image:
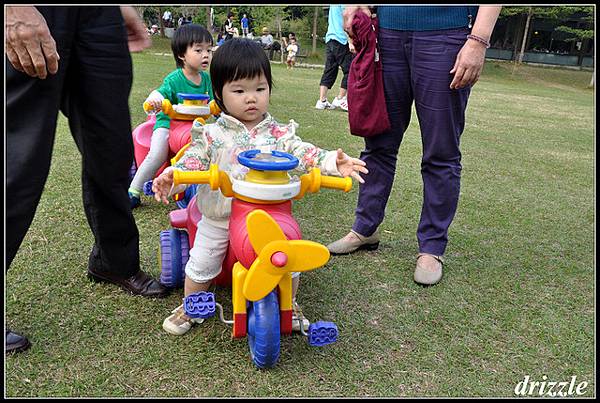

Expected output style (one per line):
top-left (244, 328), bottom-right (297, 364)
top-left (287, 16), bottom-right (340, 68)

top-left (348, 41), bottom-right (356, 54)
top-left (343, 6), bottom-right (371, 38)
top-left (335, 149), bottom-right (368, 184)
top-left (120, 6), bottom-right (151, 52)
top-left (152, 167), bottom-right (174, 205)
top-left (449, 39), bottom-right (487, 89)
top-left (5, 6), bottom-right (59, 79)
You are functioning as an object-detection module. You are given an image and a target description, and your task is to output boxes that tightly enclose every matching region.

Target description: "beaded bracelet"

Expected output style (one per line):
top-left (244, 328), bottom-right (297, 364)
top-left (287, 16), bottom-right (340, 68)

top-left (467, 34), bottom-right (490, 49)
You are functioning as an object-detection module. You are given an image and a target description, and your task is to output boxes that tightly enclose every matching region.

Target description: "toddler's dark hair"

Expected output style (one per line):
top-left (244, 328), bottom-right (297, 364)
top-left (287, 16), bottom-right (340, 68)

top-left (171, 24), bottom-right (213, 68)
top-left (210, 38), bottom-right (273, 113)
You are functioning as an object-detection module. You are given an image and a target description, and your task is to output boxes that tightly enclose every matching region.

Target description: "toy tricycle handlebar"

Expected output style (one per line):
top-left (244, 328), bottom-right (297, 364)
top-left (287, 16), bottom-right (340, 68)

top-left (143, 99), bottom-right (221, 120)
top-left (142, 99), bottom-right (170, 115)
top-left (316, 172), bottom-right (353, 193)
top-left (295, 168), bottom-right (352, 198)
top-left (172, 164), bottom-right (352, 201)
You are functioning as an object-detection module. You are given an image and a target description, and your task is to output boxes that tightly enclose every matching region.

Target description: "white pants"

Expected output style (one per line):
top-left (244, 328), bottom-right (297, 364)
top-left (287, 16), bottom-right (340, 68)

top-left (186, 216), bottom-right (300, 284)
top-left (130, 127), bottom-right (170, 192)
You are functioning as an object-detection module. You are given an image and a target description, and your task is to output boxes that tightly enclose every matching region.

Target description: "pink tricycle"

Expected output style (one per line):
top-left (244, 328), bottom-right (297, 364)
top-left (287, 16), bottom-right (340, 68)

top-left (130, 93), bottom-right (219, 206)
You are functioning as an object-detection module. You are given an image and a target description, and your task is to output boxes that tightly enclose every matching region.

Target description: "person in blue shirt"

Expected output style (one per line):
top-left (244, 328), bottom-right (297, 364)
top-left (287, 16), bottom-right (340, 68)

top-left (328, 6), bottom-right (502, 286)
top-left (241, 14), bottom-right (249, 37)
top-left (315, 5), bottom-right (355, 112)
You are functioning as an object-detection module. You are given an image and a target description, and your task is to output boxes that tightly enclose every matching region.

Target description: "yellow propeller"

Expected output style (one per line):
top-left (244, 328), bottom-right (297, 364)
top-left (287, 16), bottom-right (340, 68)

top-left (242, 210), bottom-right (330, 302)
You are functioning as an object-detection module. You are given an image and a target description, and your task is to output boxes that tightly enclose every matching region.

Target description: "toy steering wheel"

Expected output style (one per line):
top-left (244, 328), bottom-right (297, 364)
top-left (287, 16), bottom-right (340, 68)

top-left (178, 93), bottom-right (210, 103)
top-left (238, 150), bottom-right (299, 171)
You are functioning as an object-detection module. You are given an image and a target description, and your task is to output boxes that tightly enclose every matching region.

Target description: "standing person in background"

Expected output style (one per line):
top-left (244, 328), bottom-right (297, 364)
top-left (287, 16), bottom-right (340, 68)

top-left (224, 13), bottom-right (235, 41)
top-left (241, 14), bottom-right (249, 37)
top-left (315, 4), bottom-right (355, 112)
top-left (5, 5), bottom-right (169, 354)
top-left (163, 9), bottom-right (172, 28)
top-left (328, 5), bottom-right (501, 286)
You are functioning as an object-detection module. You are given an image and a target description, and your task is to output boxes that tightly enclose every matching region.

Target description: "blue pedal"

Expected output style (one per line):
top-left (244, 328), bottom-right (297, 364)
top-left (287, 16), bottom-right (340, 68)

top-left (183, 291), bottom-right (216, 319)
top-left (143, 180), bottom-right (155, 196)
top-left (308, 321), bottom-right (338, 346)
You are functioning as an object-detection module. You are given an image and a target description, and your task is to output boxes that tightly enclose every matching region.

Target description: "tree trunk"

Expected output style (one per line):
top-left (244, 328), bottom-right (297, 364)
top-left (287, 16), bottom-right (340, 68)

top-left (517, 7), bottom-right (532, 64)
top-left (276, 10), bottom-right (282, 39)
top-left (135, 6), bottom-right (145, 25)
top-left (511, 15), bottom-right (523, 61)
top-left (158, 6), bottom-right (166, 38)
top-left (589, 70), bottom-right (595, 88)
top-left (206, 6), bottom-right (211, 31)
top-left (276, 9), bottom-right (283, 63)
top-left (312, 6), bottom-right (319, 54)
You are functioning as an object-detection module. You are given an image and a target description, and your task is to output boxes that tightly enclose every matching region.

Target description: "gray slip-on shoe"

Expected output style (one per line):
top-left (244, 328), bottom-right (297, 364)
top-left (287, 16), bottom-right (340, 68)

top-left (414, 253), bottom-right (444, 285)
top-left (327, 230), bottom-right (380, 255)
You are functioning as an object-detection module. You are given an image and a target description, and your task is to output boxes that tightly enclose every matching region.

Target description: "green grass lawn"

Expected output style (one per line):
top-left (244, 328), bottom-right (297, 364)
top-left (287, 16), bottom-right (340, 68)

top-left (5, 41), bottom-right (595, 397)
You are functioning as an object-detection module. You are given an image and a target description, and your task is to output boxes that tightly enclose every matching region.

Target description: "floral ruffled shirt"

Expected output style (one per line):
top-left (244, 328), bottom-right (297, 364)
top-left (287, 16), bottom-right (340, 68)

top-left (171, 112), bottom-right (340, 221)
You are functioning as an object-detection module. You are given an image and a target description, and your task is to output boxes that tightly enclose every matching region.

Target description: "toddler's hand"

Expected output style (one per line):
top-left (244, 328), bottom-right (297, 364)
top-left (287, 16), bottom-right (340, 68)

top-left (144, 91), bottom-right (164, 113)
top-left (335, 148), bottom-right (368, 183)
top-left (152, 167), bottom-right (174, 204)
top-left (145, 98), bottom-right (162, 113)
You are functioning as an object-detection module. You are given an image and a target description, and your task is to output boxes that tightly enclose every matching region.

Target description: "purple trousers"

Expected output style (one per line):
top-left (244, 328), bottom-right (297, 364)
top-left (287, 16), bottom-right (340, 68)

top-left (353, 27), bottom-right (471, 256)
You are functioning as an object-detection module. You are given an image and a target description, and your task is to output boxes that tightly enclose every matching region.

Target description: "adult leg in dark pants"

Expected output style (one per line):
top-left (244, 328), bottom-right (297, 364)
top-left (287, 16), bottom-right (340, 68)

top-left (328, 28), bottom-right (471, 285)
top-left (6, 6), bottom-right (168, 353)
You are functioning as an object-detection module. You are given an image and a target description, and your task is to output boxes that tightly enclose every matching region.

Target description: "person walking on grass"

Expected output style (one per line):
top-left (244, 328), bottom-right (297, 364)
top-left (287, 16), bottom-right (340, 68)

top-left (315, 4), bottom-right (356, 112)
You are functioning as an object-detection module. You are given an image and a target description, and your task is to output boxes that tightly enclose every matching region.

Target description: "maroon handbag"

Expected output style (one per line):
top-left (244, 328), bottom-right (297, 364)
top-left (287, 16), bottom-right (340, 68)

top-left (347, 12), bottom-right (390, 137)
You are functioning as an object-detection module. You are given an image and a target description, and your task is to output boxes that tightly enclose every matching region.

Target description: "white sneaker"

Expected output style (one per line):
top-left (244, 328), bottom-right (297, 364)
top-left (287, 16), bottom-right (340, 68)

top-left (162, 304), bottom-right (205, 336)
top-left (331, 96), bottom-right (348, 112)
top-left (315, 99), bottom-right (333, 110)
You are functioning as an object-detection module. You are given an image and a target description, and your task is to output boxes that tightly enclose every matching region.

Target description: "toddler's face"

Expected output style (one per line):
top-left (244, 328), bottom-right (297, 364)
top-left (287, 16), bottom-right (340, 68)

top-left (180, 41), bottom-right (213, 71)
top-left (222, 73), bottom-right (270, 129)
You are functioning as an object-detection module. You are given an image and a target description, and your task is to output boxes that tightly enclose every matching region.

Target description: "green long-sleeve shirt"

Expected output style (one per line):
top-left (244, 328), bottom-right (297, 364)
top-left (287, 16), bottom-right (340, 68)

top-left (154, 68), bottom-right (214, 130)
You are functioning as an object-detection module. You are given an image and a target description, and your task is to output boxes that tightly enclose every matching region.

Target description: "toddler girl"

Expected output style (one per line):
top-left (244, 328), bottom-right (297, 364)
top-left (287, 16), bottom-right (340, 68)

top-left (152, 38), bottom-right (368, 336)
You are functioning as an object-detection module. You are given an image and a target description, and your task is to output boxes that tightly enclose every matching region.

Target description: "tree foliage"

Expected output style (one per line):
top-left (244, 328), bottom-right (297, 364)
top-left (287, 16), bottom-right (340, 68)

top-left (500, 6), bottom-right (592, 20)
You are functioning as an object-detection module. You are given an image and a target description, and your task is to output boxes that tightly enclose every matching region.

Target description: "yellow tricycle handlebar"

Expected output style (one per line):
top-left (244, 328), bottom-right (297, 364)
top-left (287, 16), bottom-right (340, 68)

top-left (173, 164), bottom-right (352, 202)
top-left (173, 164), bottom-right (234, 197)
top-left (143, 99), bottom-right (221, 121)
top-left (295, 168), bottom-right (352, 199)
top-left (320, 174), bottom-right (353, 192)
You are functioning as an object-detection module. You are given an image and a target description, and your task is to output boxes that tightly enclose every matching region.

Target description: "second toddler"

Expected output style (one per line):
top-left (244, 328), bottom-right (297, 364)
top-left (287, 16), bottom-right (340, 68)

top-left (129, 24), bottom-right (214, 208)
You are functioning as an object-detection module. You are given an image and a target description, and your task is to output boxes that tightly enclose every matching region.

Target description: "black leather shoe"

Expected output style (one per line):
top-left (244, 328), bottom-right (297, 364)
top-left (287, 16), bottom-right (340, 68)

top-left (6, 329), bottom-right (31, 354)
top-left (87, 268), bottom-right (169, 298)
